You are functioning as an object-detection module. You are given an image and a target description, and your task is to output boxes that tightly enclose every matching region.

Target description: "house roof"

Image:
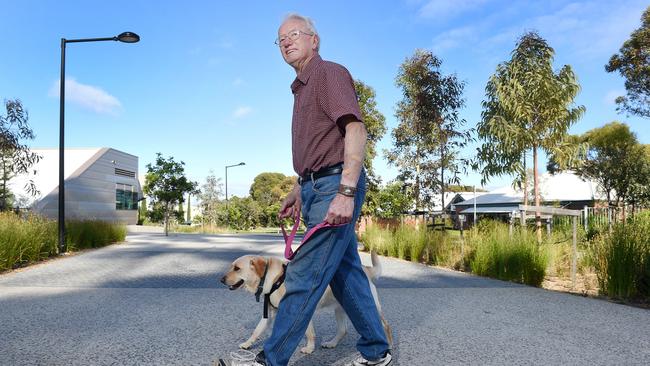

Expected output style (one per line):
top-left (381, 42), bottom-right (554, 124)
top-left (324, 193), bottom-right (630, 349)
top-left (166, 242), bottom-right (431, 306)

top-left (427, 191), bottom-right (490, 211)
top-left (455, 171), bottom-right (605, 207)
top-left (459, 206), bottom-right (518, 214)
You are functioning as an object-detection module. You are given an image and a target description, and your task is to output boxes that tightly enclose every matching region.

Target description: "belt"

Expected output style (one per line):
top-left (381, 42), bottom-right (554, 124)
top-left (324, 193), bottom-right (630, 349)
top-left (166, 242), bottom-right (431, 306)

top-left (299, 163), bottom-right (343, 184)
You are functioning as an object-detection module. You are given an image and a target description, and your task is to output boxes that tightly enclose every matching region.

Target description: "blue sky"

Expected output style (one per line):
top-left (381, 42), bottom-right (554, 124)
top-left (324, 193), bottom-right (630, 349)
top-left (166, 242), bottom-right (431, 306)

top-left (1, 0), bottom-right (647, 198)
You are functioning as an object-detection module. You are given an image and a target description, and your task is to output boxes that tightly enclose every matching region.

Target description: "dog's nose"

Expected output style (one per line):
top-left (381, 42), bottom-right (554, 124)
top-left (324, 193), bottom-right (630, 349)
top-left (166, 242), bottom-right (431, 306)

top-left (220, 276), bottom-right (226, 284)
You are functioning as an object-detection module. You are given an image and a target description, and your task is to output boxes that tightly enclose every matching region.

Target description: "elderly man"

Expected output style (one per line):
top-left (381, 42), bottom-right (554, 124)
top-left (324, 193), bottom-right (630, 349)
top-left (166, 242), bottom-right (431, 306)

top-left (252, 13), bottom-right (392, 366)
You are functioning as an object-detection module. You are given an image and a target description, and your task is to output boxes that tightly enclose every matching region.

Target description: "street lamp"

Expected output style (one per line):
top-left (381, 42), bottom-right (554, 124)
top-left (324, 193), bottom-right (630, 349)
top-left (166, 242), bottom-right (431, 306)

top-left (225, 162), bottom-right (245, 227)
top-left (58, 32), bottom-right (140, 254)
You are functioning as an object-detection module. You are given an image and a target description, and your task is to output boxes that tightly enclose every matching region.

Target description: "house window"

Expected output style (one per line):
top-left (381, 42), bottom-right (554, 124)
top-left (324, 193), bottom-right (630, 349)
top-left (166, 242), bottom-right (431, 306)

top-left (116, 183), bottom-right (138, 210)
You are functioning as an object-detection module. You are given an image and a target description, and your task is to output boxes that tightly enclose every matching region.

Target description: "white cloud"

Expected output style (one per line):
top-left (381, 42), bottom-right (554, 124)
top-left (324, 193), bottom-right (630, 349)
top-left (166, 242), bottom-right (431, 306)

top-left (232, 106), bottom-right (252, 119)
top-left (418, 0), bottom-right (488, 19)
top-left (49, 78), bottom-right (121, 114)
top-left (498, 0), bottom-right (647, 60)
top-left (432, 25), bottom-right (478, 52)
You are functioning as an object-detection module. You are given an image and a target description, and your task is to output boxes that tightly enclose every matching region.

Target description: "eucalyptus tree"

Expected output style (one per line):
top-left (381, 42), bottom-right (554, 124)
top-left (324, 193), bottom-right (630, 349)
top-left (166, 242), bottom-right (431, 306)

top-left (577, 122), bottom-right (649, 212)
top-left (198, 171), bottom-right (223, 226)
top-left (387, 50), bottom-right (472, 211)
top-left (0, 99), bottom-right (41, 211)
top-left (354, 79), bottom-right (387, 216)
top-left (476, 31), bottom-right (585, 239)
top-left (606, 6), bottom-right (650, 118)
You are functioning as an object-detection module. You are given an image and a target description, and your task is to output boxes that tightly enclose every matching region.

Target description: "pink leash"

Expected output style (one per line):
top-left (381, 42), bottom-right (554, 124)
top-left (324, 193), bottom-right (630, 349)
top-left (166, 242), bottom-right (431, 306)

top-left (281, 207), bottom-right (345, 260)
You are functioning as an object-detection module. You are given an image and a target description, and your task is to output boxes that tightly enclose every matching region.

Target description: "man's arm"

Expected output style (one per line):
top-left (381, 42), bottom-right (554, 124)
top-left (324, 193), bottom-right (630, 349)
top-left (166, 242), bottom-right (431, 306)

top-left (325, 118), bottom-right (367, 225)
top-left (340, 120), bottom-right (367, 187)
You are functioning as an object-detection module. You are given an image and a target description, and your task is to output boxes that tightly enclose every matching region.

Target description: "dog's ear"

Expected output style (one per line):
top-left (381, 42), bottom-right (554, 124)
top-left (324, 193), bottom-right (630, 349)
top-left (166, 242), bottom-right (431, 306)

top-left (251, 257), bottom-right (267, 278)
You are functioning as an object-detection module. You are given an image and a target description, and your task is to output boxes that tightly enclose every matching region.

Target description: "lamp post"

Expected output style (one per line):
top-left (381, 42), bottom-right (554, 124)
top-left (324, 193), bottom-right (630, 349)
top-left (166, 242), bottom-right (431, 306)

top-left (58, 32), bottom-right (140, 254)
top-left (225, 162), bottom-right (245, 227)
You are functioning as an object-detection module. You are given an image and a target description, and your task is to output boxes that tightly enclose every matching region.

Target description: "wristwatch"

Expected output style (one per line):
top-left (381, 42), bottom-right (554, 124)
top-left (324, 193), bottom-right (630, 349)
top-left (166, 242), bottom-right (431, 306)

top-left (338, 184), bottom-right (357, 197)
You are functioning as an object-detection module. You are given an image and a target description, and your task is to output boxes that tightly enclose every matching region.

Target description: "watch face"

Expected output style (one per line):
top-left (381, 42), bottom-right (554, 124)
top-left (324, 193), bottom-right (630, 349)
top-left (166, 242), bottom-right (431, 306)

top-left (338, 185), bottom-right (356, 196)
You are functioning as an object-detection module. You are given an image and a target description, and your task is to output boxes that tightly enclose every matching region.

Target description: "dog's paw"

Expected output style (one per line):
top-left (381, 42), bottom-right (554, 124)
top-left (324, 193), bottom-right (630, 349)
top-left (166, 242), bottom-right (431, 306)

top-left (321, 340), bottom-right (339, 349)
top-left (239, 341), bottom-right (253, 350)
top-left (300, 345), bottom-right (315, 354)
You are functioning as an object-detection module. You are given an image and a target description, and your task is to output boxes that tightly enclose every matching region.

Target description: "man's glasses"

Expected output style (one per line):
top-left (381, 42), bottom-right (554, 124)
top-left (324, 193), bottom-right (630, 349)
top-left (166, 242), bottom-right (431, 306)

top-left (275, 30), bottom-right (314, 45)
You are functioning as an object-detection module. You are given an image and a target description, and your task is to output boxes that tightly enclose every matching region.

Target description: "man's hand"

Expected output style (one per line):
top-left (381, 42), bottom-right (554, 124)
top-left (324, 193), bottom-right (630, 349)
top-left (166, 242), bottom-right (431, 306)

top-left (279, 184), bottom-right (301, 219)
top-left (325, 194), bottom-right (354, 225)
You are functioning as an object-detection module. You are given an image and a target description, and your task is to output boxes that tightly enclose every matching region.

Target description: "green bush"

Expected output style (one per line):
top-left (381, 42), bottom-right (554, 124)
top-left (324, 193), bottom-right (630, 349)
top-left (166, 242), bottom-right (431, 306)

top-left (590, 213), bottom-right (650, 300)
top-left (468, 223), bottom-right (548, 287)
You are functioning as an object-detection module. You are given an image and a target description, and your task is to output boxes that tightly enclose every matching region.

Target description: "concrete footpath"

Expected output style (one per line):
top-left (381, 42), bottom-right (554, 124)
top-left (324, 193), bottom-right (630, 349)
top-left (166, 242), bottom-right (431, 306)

top-left (0, 227), bottom-right (648, 365)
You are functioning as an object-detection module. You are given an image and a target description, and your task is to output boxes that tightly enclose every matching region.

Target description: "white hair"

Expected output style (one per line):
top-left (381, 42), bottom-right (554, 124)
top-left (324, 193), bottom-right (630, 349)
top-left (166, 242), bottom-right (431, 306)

top-left (281, 13), bottom-right (320, 51)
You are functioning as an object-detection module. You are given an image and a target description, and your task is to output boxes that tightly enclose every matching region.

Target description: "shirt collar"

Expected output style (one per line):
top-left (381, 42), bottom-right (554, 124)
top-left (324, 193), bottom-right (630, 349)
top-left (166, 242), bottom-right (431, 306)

top-left (291, 54), bottom-right (322, 92)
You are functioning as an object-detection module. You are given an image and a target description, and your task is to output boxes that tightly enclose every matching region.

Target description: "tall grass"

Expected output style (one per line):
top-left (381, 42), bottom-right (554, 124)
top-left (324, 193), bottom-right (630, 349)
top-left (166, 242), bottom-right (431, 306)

top-left (0, 212), bottom-right (126, 271)
top-left (590, 213), bottom-right (650, 300)
top-left (466, 221), bottom-right (548, 286)
top-left (66, 219), bottom-right (126, 251)
top-left (0, 212), bottom-right (57, 271)
top-left (360, 224), bottom-right (463, 267)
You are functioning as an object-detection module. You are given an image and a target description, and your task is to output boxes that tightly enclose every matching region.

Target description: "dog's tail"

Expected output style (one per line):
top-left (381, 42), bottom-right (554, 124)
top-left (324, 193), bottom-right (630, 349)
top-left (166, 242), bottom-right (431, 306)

top-left (365, 250), bottom-right (382, 280)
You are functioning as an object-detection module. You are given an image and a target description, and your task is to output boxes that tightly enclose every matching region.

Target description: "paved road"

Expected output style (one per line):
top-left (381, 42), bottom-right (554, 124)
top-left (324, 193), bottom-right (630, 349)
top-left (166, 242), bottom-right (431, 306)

top-left (0, 227), bottom-right (648, 365)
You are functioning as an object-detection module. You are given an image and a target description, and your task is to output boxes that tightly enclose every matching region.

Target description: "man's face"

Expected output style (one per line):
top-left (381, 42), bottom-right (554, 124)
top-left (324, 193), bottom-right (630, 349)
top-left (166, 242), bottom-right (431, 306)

top-left (277, 19), bottom-right (318, 68)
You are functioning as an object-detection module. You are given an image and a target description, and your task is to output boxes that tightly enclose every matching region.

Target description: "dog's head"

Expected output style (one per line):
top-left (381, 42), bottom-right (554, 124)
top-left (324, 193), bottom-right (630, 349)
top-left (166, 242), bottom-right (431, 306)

top-left (220, 255), bottom-right (268, 293)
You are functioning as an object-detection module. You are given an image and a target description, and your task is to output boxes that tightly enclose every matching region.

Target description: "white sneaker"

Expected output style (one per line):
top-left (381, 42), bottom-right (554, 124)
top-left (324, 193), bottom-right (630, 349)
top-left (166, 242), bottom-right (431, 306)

top-left (348, 351), bottom-right (392, 366)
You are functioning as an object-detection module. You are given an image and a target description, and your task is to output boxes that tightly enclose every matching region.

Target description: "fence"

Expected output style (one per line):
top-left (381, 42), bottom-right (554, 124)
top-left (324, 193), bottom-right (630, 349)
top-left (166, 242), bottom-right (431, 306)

top-left (553, 205), bottom-right (647, 233)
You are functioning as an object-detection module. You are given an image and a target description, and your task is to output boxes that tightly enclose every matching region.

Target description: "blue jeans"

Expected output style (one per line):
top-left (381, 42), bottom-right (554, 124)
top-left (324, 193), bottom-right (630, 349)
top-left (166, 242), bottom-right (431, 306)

top-left (262, 170), bottom-right (389, 366)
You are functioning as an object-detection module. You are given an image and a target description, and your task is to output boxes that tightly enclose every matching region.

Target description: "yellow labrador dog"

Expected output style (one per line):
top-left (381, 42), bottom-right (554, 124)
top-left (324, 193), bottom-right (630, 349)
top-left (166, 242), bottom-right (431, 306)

top-left (220, 251), bottom-right (392, 354)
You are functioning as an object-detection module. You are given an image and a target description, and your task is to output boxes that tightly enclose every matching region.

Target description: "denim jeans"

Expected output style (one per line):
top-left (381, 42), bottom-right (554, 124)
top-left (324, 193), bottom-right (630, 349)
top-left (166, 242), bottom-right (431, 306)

top-left (262, 170), bottom-right (389, 366)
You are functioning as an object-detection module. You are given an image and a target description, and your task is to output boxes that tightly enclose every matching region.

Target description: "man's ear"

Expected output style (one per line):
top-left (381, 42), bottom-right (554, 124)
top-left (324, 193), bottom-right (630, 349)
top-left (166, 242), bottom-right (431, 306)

top-left (312, 34), bottom-right (320, 51)
top-left (251, 257), bottom-right (267, 278)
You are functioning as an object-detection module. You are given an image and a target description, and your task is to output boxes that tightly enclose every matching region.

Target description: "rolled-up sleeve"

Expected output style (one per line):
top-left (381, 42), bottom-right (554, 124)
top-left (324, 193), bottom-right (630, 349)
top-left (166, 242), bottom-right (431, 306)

top-left (317, 64), bottom-right (364, 130)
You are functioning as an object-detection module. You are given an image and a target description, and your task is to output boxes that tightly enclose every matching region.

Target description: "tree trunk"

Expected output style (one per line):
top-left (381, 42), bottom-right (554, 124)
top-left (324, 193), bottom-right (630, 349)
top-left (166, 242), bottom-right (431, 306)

top-left (523, 153), bottom-right (529, 206)
top-left (186, 194), bottom-right (191, 223)
top-left (415, 154), bottom-right (421, 211)
top-left (164, 205), bottom-right (169, 236)
top-left (533, 146), bottom-right (541, 242)
top-left (440, 144), bottom-right (445, 230)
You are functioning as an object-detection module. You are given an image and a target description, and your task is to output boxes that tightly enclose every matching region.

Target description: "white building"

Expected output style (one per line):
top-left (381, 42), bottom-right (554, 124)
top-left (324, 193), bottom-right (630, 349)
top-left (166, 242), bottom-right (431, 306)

top-left (9, 148), bottom-right (143, 224)
top-left (454, 171), bottom-right (607, 216)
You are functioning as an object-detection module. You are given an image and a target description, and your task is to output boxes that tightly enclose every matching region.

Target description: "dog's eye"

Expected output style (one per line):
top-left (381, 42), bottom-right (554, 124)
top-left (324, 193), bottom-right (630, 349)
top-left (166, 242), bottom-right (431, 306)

top-left (233, 266), bottom-right (240, 271)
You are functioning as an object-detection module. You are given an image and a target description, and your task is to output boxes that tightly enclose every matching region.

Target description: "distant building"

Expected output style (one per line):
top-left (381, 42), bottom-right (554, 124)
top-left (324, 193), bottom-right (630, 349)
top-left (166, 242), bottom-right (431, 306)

top-left (9, 148), bottom-right (143, 224)
top-left (452, 171), bottom-right (606, 224)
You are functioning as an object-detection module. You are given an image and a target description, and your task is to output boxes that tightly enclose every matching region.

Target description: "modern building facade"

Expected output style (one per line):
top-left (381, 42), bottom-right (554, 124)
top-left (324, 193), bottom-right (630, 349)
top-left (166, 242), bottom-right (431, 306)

top-left (9, 148), bottom-right (143, 224)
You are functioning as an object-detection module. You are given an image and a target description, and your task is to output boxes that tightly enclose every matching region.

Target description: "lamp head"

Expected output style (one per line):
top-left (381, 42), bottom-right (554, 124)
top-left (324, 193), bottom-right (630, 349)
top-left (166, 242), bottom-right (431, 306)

top-left (117, 32), bottom-right (140, 43)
